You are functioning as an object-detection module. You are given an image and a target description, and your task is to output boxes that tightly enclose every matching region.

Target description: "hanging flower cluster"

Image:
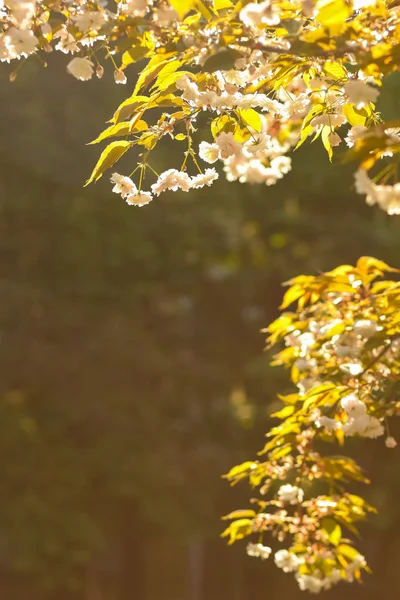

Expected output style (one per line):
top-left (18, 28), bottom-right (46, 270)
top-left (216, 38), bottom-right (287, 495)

top-left (2, 0), bottom-right (400, 211)
top-left (222, 257), bottom-right (400, 593)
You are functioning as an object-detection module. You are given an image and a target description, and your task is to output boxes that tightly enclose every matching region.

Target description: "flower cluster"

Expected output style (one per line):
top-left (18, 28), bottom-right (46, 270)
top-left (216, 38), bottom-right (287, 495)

top-left (277, 484), bottom-right (304, 505)
top-left (2, 0), bottom-right (400, 212)
top-left (223, 258), bottom-right (400, 592)
top-left (355, 168), bottom-right (400, 216)
top-left (110, 166), bottom-right (219, 205)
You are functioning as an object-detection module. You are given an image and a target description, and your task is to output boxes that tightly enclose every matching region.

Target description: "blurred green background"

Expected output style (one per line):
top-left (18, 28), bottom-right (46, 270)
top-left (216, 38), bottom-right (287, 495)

top-left (0, 55), bottom-right (399, 600)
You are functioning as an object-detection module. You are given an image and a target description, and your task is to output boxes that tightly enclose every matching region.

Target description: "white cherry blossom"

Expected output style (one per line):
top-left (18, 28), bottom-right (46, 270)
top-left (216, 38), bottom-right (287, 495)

top-left (111, 173), bottom-right (137, 198)
top-left (126, 191), bottom-right (153, 206)
top-left (191, 169), bottom-right (219, 189)
top-left (67, 57), bottom-right (94, 81)
top-left (215, 132), bottom-right (242, 159)
top-left (151, 169), bottom-right (191, 195)
top-left (199, 142), bottom-right (220, 164)
top-left (344, 80), bottom-right (379, 108)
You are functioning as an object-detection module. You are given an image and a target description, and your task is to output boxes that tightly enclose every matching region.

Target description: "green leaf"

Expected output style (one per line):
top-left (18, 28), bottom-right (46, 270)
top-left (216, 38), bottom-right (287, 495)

top-left (85, 141), bottom-right (131, 186)
top-left (321, 518), bottom-right (342, 546)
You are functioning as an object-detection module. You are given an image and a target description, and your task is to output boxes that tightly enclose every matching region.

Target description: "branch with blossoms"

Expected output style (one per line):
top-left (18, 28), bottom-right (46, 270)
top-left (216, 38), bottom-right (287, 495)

top-left (222, 257), bottom-right (400, 593)
top-left (2, 0), bottom-right (400, 212)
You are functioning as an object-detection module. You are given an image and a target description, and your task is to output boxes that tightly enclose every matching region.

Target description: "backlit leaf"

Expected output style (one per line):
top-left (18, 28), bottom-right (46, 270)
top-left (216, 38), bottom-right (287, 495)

top-left (316, 0), bottom-right (351, 35)
top-left (237, 109), bottom-right (262, 133)
top-left (321, 518), bottom-right (342, 546)
top-left (85, 141), bottom-right (132, 186)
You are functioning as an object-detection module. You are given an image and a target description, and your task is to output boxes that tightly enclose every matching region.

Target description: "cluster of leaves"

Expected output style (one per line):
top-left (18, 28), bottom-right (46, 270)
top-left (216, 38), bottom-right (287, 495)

top-left (3, 0), bottom-right (400, 211)
top-left (223, 257), bottom-right (400, 592)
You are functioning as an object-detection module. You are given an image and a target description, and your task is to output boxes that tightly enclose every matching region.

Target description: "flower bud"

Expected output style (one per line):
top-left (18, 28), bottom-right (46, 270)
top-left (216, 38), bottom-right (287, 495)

top-left (114, 69), bottom-right (127, 85)
top-left (385, 436), bottom-right (397, 448)
top-left (96, 65), bottom-right (104, 79)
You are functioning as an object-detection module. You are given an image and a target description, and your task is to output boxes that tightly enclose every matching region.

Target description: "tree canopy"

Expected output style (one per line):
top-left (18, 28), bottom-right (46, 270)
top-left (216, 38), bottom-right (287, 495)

top-left (2, 0), bottom-right (400, 212)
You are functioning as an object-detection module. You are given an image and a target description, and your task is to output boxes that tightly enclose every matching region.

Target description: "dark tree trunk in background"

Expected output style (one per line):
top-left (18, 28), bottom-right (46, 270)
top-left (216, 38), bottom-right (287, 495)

top-left (117, 507), bottom-right (148, 600)
top-left (188, 540), bottom-right (204, 600)
top-left (86, 561), bottom-right (103, 600)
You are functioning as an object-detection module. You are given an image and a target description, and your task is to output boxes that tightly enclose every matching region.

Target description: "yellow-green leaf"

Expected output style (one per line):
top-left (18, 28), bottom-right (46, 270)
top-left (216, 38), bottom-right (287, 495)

top-left (337, 544), bottom-right (360, 561)
top-left (134, 52), bottom-right (177, 95)
top-left (295, 124), bottom-right (314, 150)
top-left (222, 509), bottom-right (256, 520)
top-left (357, 256), bottom-right (398, 274)
top-left (213, 0), bottom-right (233, 10)
top-left (89, 120), bottom-right (148, 145)
top-left (153, 60), bottom-right (182, 91)
top-left (323, 61), bottom-right (347, 80)
top-left (137, 132), bottom-right (158, 150)
top-left (280, 284), bottom-right (305, 309)
top-left (343, 103), bottom-right (368, 126)
top-left (211, 114), bottom-right (236, 139)
top-left (321, 125), bottom-right (333, 161)
top-left (316, 0), bottom-right (351, 35)
top-left (89, 122), bottom-right (131, 145)
top-left (271, 405), bottom-right (295, 419)
top-left (322, 518), bottom-right (342, 546)
top-left (221, 518), bottom-right (252, 544)
top-left (85, 141), bottom-right (132, 186)
top-left (194, 0), bottom-right (214, 19)
top-left (168, 0), bottom-right (195, 19)
top-left (113, 96), bottom-right (149, 124)
top-left (147, 93), bottom-right (184, 109)
top-left (237, 108), bottom-right (262, 133)
top-left (223, 461), bottom-right (256, 480)
top-left (121, 43), bottom-right (150, 69)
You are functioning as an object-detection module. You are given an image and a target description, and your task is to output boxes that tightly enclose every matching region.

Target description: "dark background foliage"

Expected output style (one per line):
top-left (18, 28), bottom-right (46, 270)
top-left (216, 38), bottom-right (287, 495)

top-left (0, 54), bottom-right (399, 600)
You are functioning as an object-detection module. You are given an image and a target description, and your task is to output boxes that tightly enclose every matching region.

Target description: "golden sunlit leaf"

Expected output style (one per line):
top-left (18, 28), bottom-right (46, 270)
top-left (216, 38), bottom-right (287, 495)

top-left (316, 0), bottom-right (351, 35)
top-left (85, 141), bottom-right (132, 186)
top-left (236, 108), bottom-right (262, 133)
